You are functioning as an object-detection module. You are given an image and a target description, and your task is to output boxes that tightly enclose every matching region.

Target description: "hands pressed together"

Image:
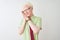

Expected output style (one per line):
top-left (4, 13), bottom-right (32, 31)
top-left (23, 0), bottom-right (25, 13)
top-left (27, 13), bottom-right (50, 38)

top-left (22, 12), bottom-right (31, 22)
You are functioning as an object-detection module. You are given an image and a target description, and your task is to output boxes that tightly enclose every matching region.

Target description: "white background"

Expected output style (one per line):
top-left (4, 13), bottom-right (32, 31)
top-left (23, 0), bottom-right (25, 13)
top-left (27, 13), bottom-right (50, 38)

top-left (0, 0), bottom-right (60, 40)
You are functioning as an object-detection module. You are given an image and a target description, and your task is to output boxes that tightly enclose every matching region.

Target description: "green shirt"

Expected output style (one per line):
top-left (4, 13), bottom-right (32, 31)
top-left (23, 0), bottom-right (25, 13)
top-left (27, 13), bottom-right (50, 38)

top-left (20, 15), bottom-right (42, 40)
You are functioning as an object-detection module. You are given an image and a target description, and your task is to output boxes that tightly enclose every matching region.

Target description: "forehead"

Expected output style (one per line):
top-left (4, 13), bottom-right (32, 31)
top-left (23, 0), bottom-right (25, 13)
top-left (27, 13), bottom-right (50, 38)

top-left (22, 4), bottom-right (31, 11)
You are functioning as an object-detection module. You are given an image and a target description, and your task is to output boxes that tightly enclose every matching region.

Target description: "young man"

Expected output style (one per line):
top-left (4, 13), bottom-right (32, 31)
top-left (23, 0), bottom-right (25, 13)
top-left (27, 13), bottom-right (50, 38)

top-left (18, 2), bottom-right (42, 40)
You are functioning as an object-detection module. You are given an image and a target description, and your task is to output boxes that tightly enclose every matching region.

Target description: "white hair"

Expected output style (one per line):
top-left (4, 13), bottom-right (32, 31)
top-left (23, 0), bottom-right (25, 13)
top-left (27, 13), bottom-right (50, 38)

top-left (21, 2), bottom-right (33, 11)
top-left (24, 2), bottom-right (33, 8)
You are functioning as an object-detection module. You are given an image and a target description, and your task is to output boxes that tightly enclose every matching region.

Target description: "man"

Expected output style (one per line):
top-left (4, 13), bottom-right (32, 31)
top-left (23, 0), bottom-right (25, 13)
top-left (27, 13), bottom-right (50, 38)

top-left (18, 2), bottom-right (42, 40)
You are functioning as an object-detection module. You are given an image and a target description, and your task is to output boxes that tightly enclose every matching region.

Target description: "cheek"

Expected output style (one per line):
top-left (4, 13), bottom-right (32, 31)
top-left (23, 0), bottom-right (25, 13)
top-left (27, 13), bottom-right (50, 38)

top-left (27, 10), bottom-right (31, 14)
top-left (25, 13), bottom-right (30, 16)
top-left (24, 12), bottom-right (29, 16)
top-left (24, 10), bottom-right (32, 16)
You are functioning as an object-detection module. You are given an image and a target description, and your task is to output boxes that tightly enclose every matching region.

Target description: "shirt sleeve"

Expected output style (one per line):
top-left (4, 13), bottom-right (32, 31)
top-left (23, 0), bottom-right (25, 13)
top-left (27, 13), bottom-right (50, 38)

top-left (18, 19), bottom-right (23, 28)
top-left (36, 17), bottom-right (42, 30)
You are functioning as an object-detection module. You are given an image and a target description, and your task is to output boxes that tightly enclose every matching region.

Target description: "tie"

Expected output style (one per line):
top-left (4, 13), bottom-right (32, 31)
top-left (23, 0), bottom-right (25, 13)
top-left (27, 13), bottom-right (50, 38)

top-left (30, 27), bottom-right (35, 40)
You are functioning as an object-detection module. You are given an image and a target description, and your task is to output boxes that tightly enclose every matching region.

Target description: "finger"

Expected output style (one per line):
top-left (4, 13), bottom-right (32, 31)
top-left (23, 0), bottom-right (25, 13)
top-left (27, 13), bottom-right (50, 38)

top-left (22, 14), bottom-right (27, 19)
top-left (23, 13), bottom-right (27, 17)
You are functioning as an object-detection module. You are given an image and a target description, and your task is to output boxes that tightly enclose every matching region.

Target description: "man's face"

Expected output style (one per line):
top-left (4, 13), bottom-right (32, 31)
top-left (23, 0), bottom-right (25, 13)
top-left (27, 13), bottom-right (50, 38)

top-left (22, 5), bottom-right (33, 17)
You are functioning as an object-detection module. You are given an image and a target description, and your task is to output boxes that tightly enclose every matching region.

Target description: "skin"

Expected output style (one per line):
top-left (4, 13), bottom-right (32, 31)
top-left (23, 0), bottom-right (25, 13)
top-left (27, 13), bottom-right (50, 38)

top-left (22, 4), bottom-right (33, 20)
top-left (18, 4), bottom-right (41, 35)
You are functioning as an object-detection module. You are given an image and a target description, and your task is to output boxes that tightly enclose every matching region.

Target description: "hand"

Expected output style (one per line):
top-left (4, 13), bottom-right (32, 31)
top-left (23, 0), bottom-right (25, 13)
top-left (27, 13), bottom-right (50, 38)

top-left (22, 12), bottom-right (31, 22)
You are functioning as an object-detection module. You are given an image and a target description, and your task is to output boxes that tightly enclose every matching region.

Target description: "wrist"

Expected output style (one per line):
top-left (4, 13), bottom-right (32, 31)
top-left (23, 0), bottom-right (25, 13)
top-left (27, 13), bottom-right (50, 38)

top-left (28, 20), bottom-right (31, 23)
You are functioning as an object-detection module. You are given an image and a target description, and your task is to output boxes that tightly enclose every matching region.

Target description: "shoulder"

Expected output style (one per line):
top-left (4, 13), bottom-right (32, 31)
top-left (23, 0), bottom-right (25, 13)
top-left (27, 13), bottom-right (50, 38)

top-left (34, 16), bottom-right (42, 20)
